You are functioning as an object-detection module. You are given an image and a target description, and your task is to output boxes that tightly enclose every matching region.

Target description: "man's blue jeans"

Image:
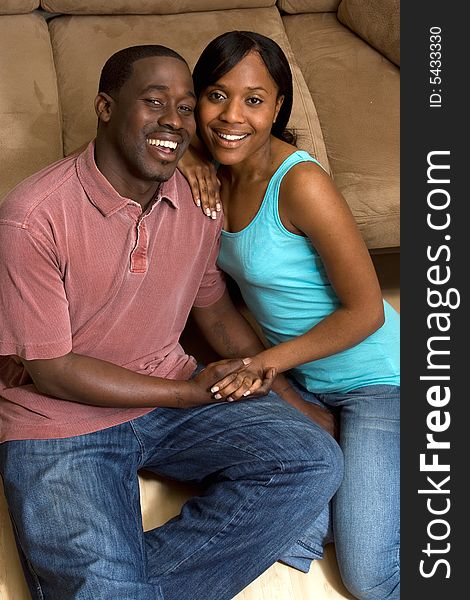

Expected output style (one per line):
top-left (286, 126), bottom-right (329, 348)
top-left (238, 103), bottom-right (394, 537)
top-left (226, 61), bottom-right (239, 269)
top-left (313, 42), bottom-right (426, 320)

top-left (0, 392), bottom-right (343, 600)
top-left (281, 382), bottom-right (400, 600)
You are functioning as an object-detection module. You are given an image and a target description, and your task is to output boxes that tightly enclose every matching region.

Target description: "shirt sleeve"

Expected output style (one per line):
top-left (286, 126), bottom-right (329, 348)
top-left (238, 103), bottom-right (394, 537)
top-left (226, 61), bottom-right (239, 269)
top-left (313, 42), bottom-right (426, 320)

top-left (0, 223), bottom-right (72, 359)
top-left (192, 223), bottom-right (226, 308)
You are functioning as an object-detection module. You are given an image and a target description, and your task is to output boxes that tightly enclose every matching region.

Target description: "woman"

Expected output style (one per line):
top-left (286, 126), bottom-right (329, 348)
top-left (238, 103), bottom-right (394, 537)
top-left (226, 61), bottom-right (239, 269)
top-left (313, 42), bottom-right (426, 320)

top-left (180, 31), bottom-right (400, 600)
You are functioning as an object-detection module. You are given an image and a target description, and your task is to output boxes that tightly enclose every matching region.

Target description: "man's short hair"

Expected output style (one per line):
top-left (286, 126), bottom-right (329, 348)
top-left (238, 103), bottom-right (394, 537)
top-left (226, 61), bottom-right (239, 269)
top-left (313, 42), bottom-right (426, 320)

top-left (98, 45), bottom-right (187, 97)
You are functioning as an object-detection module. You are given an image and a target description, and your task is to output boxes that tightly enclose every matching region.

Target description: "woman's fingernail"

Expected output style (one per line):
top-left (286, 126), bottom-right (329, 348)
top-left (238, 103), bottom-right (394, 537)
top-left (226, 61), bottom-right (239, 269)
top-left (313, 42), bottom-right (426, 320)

top-left (205, 208), bottom-right (211, 216)
top-left (216, 202), bottom-right (221, 211)
top-left (243, 391), bottom-right (251, 397)
top-left (211, 386), bottom-right (219, 393)
top-left (211, 210), bottom-right (217, 219)
top-left (226, 397), bottom-right (234, 402)
top-left (214, 393), bottom-right (222, 400)
top-left (196, 198), bottom-right (201, 206)
top-left (242, 357), bottom-right (252, 365)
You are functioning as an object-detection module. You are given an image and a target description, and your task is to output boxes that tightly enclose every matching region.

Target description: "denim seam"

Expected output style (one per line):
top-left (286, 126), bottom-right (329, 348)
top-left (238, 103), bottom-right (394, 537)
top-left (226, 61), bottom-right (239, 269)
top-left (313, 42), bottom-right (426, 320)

top-left (296, 538), bottom-right (324, 556)
top-left (129, 419), bottom-right (146, 467)
top-left (8, 511), bottom-right (45, 600)
top-left (394, 544), bottom-right (400, 569)
top-left (316, 385), bottom-right (400, 403)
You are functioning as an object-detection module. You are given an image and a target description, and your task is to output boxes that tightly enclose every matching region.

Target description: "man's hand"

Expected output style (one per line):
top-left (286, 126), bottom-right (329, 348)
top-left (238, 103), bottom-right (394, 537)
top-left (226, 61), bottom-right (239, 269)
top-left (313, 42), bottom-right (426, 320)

top-left (208, 358), bottom-right (277, 402)
top-left (187, 358), bottom-right (260, 405)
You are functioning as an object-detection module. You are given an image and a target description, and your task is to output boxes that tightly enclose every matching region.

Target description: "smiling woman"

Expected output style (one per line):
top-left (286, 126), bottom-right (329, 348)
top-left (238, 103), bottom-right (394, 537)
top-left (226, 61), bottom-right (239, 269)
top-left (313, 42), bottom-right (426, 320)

top-left (196, 51), bottom-right (283, 167)
top-left (180, 29), bottom-right (401, 600)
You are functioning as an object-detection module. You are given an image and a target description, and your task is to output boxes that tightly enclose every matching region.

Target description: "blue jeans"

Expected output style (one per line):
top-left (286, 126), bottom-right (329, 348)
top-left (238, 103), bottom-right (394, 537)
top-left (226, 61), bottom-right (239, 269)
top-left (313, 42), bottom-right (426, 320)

top-left (282, 381), bottom-right (400, 600)
top-left (0, 392), bottom-right (343, 600)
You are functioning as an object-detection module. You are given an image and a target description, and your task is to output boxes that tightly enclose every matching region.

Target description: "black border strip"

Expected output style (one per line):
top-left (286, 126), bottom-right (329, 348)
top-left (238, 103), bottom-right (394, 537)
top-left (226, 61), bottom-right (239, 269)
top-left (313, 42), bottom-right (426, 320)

top-left (401, 3), bottom-right (467, 596)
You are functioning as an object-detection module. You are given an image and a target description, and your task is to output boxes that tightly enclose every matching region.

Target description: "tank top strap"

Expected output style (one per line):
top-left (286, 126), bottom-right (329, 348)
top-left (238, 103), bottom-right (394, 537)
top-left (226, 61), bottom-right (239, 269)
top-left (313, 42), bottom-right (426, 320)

top-left (260, 151), bottom-right (324, 222)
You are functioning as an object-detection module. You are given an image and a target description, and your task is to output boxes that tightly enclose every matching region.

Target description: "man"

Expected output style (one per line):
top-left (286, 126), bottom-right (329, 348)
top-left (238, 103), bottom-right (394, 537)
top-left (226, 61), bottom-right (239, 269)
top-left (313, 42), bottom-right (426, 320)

top-left (0, 45), bottom-right (342, 599)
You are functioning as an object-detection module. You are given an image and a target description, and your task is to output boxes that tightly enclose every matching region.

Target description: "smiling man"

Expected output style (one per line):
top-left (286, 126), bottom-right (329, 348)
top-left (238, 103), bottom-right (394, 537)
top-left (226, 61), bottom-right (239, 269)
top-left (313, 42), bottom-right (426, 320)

top-left (0, 45), bottom-right (342, 600)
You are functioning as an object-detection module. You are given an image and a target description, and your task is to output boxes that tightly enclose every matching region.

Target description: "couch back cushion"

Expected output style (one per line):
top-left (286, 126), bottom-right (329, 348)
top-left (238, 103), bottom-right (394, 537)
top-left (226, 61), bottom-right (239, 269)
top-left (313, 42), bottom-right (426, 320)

top-left (337, 0), bottom-right (400, 66)
top-left (49, 7), bottom-right (329, 170)
top-left (41, 0), bottom-right (275, 14)
top-left (0, 14), bottom-right (62, 201)
top-left (0, 0), bottom-right (38, 14)
top-left (277, 0), bottom-right (340, 13)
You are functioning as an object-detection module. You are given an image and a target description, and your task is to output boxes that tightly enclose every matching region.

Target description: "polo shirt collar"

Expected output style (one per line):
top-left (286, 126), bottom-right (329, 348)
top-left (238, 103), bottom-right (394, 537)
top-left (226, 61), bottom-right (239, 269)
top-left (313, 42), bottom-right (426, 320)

top-left (76, 141), bottom-right (180, 216)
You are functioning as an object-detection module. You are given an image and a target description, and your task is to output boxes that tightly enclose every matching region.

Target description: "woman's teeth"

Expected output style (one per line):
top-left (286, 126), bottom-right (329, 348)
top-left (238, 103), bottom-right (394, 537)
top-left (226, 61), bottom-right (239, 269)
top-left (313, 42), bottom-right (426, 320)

top-left (216, 132), bottom-right (248, 141)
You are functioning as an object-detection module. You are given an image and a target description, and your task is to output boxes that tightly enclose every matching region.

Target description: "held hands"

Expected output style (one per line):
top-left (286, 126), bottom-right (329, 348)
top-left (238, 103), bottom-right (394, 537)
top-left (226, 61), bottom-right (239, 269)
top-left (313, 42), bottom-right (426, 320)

top-left (178, 144), bottom-right (221, 219)
top-left (190, 358), bottom-right (338, 438)
top-left (191, 357), bottom-right (276, 405)
top-left (209, 357), bottom-right (277, 403)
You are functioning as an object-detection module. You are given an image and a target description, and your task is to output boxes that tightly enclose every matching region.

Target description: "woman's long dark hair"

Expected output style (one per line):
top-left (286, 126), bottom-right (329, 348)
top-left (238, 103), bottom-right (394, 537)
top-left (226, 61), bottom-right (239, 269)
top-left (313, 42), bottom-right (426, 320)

top-left (193, 31), bottom-right (296, 145)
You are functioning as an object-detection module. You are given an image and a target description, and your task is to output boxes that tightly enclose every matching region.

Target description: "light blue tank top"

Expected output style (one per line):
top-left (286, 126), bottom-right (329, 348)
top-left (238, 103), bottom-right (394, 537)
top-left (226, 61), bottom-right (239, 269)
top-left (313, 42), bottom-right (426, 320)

top-left (218, 151), bottom-right (400, 393)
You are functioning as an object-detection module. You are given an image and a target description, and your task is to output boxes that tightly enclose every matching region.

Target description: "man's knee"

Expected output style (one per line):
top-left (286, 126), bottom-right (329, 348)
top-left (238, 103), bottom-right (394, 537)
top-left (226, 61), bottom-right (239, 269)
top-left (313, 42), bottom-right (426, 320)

top-left (300, 423), bottom-right (344, 498)
top-left (266, 412), bottom-right (344, 502)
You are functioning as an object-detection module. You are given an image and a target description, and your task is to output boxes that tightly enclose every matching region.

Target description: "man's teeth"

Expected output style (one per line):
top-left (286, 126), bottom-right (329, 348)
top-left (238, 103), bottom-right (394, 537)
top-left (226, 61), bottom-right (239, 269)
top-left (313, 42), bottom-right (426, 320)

top-left (217, 132), bottom-right (248, 141)
top-left (147, 138), bottom-right (178, 149)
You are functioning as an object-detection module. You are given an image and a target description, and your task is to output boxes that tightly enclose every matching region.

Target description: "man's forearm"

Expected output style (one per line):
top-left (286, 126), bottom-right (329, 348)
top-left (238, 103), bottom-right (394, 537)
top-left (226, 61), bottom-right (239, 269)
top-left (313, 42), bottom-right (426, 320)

top-left (191, 291), bottom-right (266, 360)
top-left (22, 352), bottom-right (196, 408)
top-left (20, 352), bottom-right (246, 410)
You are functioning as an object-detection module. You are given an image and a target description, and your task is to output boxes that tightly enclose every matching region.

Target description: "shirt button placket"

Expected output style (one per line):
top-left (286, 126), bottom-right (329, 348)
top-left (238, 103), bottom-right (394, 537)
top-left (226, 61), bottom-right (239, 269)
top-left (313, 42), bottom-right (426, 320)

top-left (130, 215), bottom-right (149, 274)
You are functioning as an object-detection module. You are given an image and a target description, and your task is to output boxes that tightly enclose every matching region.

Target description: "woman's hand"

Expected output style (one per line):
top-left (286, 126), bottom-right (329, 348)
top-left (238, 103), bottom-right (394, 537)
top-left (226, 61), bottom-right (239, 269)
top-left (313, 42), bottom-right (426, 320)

top-left (210, 358), bottom-right (277, 402)
top-left (178, 144), bottom-right (221, 219)
top-left (190, 358), bottom-right (257, 404)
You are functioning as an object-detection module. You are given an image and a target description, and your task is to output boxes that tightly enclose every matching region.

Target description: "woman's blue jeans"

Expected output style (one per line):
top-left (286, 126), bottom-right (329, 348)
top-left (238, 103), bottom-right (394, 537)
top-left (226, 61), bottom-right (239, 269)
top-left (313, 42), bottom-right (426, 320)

top-left (281, 382), bottom-right (400, 600)
top-left (0, 392), bottom-right (343, 600)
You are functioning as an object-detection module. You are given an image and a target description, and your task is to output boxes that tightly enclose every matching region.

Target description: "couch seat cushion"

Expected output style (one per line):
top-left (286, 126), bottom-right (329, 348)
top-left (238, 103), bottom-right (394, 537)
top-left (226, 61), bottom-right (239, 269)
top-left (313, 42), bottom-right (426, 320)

top-left (0, 0), bottom-right (38, 14)
top-left (284, 12), bottom-right (399, 250)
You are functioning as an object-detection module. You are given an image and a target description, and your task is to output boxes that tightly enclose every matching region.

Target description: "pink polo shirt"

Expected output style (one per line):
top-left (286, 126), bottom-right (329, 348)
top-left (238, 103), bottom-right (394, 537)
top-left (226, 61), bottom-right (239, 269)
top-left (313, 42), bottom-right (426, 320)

top-left (0, 142), bottom-right (225, 442)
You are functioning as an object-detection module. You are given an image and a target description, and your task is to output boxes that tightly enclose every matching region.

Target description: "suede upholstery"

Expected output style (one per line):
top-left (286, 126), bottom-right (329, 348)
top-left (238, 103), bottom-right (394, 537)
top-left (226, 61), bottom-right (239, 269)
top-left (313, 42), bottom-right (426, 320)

top-left (49, 7), bottom-right (329, 167)
top-left (337, 0), bottom-right (400, 66)
top-left (277, 0), bottom-right (340, 13)
top-left (0, 0), bottom-right (399, 250)
top-left (284, 11), bottom-right (399, 249)
top-left (0, 13), bottom-right (62, 199)
top-left (41, 0), bottom-right (276, 14)
top-left (0, 0), bottom-right (39, 14)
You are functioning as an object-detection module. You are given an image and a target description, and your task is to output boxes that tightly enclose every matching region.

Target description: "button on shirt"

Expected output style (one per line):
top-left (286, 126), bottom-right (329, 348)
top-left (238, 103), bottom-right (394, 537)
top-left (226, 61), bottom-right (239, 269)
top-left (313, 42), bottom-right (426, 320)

top-left (0, 142), bottom-right (225, 442)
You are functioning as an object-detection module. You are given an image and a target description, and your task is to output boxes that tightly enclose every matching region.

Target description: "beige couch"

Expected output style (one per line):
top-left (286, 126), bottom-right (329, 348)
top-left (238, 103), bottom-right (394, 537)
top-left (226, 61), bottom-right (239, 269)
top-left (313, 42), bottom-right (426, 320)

top-left (0, 1), bottom-right (399, 598)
